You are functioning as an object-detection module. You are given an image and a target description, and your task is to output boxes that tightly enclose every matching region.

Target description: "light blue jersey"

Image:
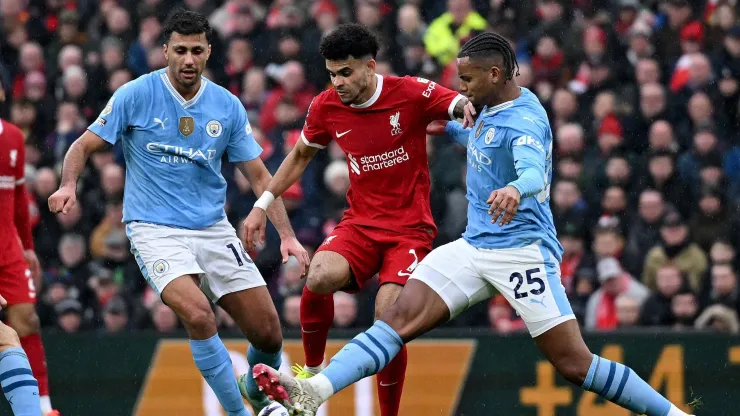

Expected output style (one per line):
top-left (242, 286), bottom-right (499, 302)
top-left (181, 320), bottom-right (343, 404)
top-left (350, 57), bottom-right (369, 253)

top-left (88, 68), bottom-right (262, 229)
top-left (445, 88), bottom-right (563, 261)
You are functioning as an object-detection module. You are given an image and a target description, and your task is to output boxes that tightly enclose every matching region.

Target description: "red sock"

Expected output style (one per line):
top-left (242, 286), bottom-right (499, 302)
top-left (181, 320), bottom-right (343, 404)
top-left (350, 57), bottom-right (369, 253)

top-left (20, 333), bottom-right (49, 396)
top-left (300, 286), bottom-right (334, 367)
top-left (376, 345), bottom-right (407, 416)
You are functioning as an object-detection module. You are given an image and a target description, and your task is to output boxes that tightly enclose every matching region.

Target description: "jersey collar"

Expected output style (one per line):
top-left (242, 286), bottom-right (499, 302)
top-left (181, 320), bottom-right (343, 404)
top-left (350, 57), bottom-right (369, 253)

top-left (160, 70), bottom-right (208, 109)
top-left (0, 120), bottom-right (4, 135)
top-left (482, 88), bottom-right (524, 115)
top-left (350, 74), bottom-right (383, 109)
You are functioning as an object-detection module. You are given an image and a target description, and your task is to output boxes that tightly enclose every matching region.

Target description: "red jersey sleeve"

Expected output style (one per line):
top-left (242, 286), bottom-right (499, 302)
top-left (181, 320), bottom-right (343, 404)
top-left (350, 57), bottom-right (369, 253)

top-left (403, 76), bottom-right (464, 122)
top-left (300, 94), bottom-right (333, 149)
top-left (11, 129), bottom-right (33, 250)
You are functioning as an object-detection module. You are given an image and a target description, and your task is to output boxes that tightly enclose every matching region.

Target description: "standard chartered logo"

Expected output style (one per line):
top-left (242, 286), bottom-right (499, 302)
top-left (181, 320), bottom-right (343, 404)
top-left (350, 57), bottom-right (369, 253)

top-left (146, 142), bottom-right (217, 164)
top-left (349, 146), bottom-right (410, 175)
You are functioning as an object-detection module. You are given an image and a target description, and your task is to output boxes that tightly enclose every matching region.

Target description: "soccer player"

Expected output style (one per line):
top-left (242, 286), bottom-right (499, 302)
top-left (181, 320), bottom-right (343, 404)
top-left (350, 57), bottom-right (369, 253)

top-left (250, 33), bottom-right (695, 416)
top-left (0, 83), bottom-right (56, 415)
top-left (47, 11), bottom-right (309, 416)
top-left (241, 23), bottom-right (473, 416)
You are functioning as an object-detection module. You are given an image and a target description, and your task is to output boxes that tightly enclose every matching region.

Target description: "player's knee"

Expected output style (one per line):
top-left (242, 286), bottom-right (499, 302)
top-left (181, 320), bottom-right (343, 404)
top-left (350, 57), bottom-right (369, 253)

top-left (7, 305), bottom-right (41, 337)
top-left (181, 305), bottom-right (217, 336)
top-left (0, 324), bottom-right (21, 352)
top-left (306, 263), bottom-right (343, 294)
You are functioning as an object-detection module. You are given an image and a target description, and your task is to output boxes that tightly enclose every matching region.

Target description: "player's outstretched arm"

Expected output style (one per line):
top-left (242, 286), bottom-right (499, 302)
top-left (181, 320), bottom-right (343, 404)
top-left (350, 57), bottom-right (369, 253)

top-left (48, 130), bottom-right (109, 214)
top-left (427, 120), bottom-right (469, 147)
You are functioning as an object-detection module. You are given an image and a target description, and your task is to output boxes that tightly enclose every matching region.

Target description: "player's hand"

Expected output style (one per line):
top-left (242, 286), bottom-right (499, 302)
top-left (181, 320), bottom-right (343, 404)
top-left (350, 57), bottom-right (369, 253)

top-left (426, 120), bottom-right (449, 136)
top-left (487, 185), bottom-right (521, 226)
top-left (48, 184), bottom-right (77, 214)
top-left (23, 250), bottom-right (41, 285)
top-left (461, 101), bottom-right (477, 128)
top-left (243, 208), bottom-right (268, 252)
top-left (280, 237), bottom-right (310, 275)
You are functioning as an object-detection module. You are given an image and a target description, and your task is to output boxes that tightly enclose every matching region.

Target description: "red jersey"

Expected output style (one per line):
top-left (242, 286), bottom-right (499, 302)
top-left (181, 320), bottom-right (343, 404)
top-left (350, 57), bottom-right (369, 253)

top-left (0, 119), bottom-right (33, 265)
top-left (302, 75), bottom-right (463, 234)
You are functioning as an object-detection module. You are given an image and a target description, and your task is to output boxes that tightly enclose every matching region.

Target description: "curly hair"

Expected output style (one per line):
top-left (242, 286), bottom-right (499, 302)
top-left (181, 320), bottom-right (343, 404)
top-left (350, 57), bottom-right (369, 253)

top-left (163, 10), bottom-right (213, 44)
top-left (319, 23), bottom-right (379, 61)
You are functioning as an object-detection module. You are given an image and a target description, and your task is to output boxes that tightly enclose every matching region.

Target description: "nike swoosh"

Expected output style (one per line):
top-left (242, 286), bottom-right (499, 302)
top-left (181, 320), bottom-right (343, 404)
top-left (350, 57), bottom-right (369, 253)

top-left (336, 130), bottom-right (352, 138)
top-left (398, 271), bottom-right (412, 277)
top-left (301, 328), bottom-right (319, 334)
top-left (379, 381), bottom-right (398, 387)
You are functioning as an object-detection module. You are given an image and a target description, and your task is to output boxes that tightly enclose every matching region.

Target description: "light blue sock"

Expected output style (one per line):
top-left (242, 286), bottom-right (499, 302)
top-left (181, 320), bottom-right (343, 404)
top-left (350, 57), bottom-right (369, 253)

top-left (582, 354), bottom-right (672, 416)
top-left (0, 348), bottom-right (41, 416)
top-left (322, 320), bottom-right (403, 393)
top-left (190, 334), bottom-right (248, 416)
top-left (246, 345), bottom-right (283, 400)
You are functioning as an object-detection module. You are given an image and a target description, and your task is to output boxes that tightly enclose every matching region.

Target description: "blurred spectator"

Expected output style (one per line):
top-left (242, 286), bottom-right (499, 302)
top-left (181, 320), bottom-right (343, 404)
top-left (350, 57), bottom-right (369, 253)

top-left (260, 61), bottom-right (315, 133)
top-left (488, 295), bottom-right (525, 334)
top-left (639, 264), bottom-right (687, 326)
top-left (333, 292), bottom-right (358, 329)
top-left (615, 294), bottom-right (642, 329)
top-left (585, 257), bottom-right (649, 331)
top-left (282, 295), bottom-right (301, 328)
top-left (694, 304), bottom-right (740, 334)
top-left (424, 0), bottom-right (486, 66)
top-left (671, 290), bottom-right (699, 330)
top-left (624, 189), bottom-right (666, 276)
top-left (642, 210), bottom-right (708, 292)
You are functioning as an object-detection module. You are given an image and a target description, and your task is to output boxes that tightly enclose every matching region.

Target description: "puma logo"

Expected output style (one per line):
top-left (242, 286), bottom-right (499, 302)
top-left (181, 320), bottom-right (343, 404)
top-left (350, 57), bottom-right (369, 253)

top-left (530, 296), bottom-right (546, 307)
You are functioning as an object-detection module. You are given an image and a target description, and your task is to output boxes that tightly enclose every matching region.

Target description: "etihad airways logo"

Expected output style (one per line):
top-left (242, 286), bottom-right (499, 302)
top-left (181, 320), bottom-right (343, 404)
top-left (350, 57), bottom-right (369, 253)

top-left (146, 142), bottom-right (216, 164)
top-left (348, 146), bottom-right (410, 175)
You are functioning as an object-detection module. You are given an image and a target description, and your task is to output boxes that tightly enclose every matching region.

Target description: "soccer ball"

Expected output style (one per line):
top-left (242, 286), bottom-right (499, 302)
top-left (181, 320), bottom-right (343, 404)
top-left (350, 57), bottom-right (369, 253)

top-left (258, 402), bottom-right (290, 416)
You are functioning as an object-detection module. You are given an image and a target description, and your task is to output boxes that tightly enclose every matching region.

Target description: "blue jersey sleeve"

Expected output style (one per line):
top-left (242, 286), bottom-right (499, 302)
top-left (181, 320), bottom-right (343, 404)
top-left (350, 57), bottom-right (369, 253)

top-left (508, 133), bottom-right (547, 198)
top-left (87, 82), bottom-right (137, 144)
top-left (227, 98), bottom-right (262, 162)
top-left (444, 121), bottom-right (470, 146)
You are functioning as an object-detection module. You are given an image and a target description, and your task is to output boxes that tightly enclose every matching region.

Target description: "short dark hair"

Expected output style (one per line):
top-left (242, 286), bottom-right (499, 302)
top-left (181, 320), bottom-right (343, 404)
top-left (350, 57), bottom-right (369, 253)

top-left (458, 32), bottom-right (519, 80)
top-left (319, 23), bottom-right (379, 61)
top-left (163, 10), bottom-right (213, 44)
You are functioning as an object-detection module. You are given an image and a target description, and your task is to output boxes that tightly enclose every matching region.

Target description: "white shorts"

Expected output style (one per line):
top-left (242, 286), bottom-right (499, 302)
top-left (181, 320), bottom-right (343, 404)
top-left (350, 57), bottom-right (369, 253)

top-left (410, 238), bottom-right (575, 337)
top-left (126, 218), bottom-right (265, 302)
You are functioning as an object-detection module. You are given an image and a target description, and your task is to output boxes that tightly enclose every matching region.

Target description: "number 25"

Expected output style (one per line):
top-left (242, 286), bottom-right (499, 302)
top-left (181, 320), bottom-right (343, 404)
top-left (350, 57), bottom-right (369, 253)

top-left (509, 268), bottom-right (546, 299)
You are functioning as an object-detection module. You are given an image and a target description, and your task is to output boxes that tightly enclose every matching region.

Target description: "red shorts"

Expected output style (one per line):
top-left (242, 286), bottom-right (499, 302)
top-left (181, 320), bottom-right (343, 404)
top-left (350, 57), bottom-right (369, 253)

top-left (316, 221), bottom-right (434, 293)
top-left (0, 258), bottom-right (36, 306)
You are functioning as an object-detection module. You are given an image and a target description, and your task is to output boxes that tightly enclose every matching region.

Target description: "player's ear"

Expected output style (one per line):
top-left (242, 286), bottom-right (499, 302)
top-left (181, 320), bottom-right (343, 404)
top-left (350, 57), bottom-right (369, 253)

top-left (207, 44), bottom-right (212, 60)
top-left (162, 44), bottom-right (168, 61)
top-left (490, 66), bottom-right (501, 85)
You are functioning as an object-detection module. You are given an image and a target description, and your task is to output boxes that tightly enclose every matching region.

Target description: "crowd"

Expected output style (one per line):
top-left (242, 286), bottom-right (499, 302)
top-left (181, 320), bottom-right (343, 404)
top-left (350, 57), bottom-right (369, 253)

top-left (1, 0), bottom-right (740, 335)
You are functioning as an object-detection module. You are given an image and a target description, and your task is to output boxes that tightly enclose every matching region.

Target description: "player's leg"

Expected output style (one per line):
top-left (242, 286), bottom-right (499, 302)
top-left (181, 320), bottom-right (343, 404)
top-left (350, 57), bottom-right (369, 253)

top-left (299, 223), bottom-right (379, 375)
top-left (162, 276), bottom-right (248, 416)
top-left (300, 252), bottom-right (352, 372)
top-left (488, 244), bottom-right (692, 416)
top-left (535, 320), bottom-right (692, 416)
top-left (0, 321), bottom-right (42, 415)
top-left (193, 217), bottom-right (285, 413)
top-left (1, 261), bottom-right (54, 415)
top-left (127, 222), bottom-right (247, 416)
top-left (371, 237), bottom-right (431, 416)
top-left (5, 303), bottom-right (52, 415)
top-left (372, 283), bottom-right (406, 416)
top-left (217, 287), bottom-right (283, 411)
top-left (252, 239), bottom-right (491, 414)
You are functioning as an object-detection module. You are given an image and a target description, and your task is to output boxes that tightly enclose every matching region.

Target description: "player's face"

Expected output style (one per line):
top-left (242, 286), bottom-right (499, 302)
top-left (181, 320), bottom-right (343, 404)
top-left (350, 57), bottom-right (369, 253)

top-left (326, 57), bottom-right (376, 105)
top-left (456, 57), bottom-right (501, 110)
top-left (164, 32), bottom-right (211, 89)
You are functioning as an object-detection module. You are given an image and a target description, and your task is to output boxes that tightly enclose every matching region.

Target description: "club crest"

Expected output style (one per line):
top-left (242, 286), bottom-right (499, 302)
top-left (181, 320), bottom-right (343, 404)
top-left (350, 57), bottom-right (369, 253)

top-left (485, 128), bottom-right (496, 145)
top-left (179, 116), bottom-right (195, 137)
top-left (206, 120), bottom-right (222, 138)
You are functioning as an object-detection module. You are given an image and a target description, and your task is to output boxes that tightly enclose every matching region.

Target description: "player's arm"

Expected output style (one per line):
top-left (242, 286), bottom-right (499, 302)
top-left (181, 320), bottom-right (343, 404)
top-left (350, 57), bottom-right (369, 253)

top-left (11, 136), bottom-right (41, 282)
top-left (488, 131), bottom-right (548, 226)
top-left (48, 131), bottom-right (110, 214)
top-left (411, 76), bottom-right (476, 126)
top-left (50, 84), bottom-right (132, 214)
top-left (427, 120), bottom-right (470, 147)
